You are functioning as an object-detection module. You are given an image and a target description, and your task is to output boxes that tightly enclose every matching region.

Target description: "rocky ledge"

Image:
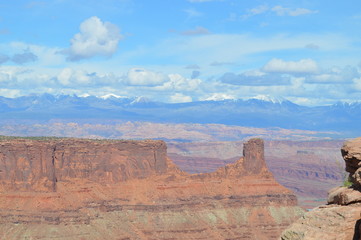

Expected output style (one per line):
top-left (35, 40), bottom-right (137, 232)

top-left (0, 137), bottom-right (303, 240)
top-left (280, 137), bottom-right (361, 240)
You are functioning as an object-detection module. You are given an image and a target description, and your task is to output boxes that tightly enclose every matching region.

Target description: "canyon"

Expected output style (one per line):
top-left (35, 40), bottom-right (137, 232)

top-left (0, 137), bottom-right (303, 240)
top-left (0, 122), bottom-right (345, 209)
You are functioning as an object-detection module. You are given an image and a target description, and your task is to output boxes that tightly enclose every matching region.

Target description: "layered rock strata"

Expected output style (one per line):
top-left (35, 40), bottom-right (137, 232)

top-left (0, 138), bottom-right (167, 192)
top-left (0, 137), bottom-right (303, 240)
top-left (168, 140), bottom-right (344, 209)
top-left (280, 137), bottom-right (361, 240)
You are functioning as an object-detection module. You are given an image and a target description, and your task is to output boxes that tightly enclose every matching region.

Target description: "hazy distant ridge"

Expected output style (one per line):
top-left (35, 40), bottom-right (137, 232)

top-left (0, 94), bottom-right (360, 137)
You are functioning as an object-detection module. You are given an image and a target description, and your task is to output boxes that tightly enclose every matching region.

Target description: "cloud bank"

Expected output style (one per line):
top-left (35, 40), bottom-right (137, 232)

top-left (125, 68), bottom-right (169, 86)
top-left (243, 5), bottom-right (318, 18)
top-left (262, 58), bottom-right (319, 74)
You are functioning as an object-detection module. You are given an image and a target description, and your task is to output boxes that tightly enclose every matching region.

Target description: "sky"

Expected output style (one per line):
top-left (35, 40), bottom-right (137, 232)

top-left (0, 0), bottom-right (361, 106)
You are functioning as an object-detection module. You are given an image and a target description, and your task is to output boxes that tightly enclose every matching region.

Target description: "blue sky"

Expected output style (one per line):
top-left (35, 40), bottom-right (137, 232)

top-left (0, 0), bottom-right (361, 105)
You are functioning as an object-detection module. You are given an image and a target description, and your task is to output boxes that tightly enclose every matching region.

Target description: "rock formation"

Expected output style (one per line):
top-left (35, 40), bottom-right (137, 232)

top-left (280, 137), bottom-right (361, 240)
top-left (0, 138), bottom-right (168, 192)
top-left (168, 140), bottom-right (344, 209)
top-left (0, 137), bottom-right (303, 240)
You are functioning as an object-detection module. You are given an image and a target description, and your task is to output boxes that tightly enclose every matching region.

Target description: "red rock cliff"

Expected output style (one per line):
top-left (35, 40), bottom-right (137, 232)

top-left (0, 137), bottom-right (303, 240)
top-left (0, 138), bottom-right (167, 191)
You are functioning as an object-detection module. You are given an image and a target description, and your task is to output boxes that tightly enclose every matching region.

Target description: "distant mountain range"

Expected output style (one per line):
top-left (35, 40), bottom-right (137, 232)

top-left (0, 94), bottom-right (360, 137)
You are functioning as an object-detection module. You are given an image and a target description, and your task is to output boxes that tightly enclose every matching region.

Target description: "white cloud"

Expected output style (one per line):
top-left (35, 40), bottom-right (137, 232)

top-left (184, 8), bottom-right (203, 18)
top-left (354, 78), bottom-right (361, 90)
top-left (125, 68), bottom-right (169, 86)
top-left (271, 6), bottom-right (318, 16)
top-left (242, 70), bottom-right (266, 77)
top-left (7, 42), bottom-right (64, 66)
top-left (311, 74), bottom-right (340, 83)
top-left (250, 5), bottom-right (268, 15)
top-left (154, 33), bottom-right (349, 68)
top-left (0, 66), bottom-right (31, 85)
top-left (210, 61), bottom-right (234, 66)
top-left (242, 5), bottom-right (269, 19)
top-left (219, 71), bottom-right (291, 86)
top-left (169, 93), bottom-right (192, 103)
top-left (0, 71), bottom-right (12, 83)
top-left (159, 73), bottom-right (202, 91)
top-left (57, 68), bottom-right (92, 86)
top-left (305, 66), bottom-right (359, 84)
top-left (57, 68), bottom-right (73, 86)
top-left (56, 68), bottom-right (118, 86)
top-left (262, 58), bottom-right (318, 74)
top-left (0, 89), bottom-right (21, 98)
top-left (65, 16), bottom-right (123, 61)
top-left (242, 5), bottom-right (317, 19)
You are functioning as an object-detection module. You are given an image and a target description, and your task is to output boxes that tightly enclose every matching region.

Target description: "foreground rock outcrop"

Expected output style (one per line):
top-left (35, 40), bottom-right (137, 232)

top-left (0, 137), bottom-right (303, 240)
top-left (280, 137), bottom-right (361, 240)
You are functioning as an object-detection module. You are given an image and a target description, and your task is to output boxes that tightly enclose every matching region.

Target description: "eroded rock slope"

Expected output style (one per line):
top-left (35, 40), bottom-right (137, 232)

top-left (168, 140), bottom-right (344, 209)
top-left (0, 137), bottom-right (303, 240)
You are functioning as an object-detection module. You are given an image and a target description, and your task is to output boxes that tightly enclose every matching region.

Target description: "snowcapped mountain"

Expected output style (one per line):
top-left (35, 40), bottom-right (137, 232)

top-left (99, 94), bottom-right (127, 100)
top-left (130, 96), bottom-right (152, 105)
top-left (249, 95), bottom-right (287, 104)
top-left (0, 94), bottom-right (360, 137)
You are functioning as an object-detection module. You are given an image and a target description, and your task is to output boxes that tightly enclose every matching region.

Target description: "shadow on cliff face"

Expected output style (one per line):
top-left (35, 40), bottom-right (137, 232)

top-left (353, 219), bottom-right (361, 240)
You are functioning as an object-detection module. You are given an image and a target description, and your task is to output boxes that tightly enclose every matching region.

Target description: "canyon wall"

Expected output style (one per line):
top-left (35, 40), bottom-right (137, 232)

top-left (0, 138), bottom-right (167, 191)
top-left (0, 137), bottom-right (303, 240)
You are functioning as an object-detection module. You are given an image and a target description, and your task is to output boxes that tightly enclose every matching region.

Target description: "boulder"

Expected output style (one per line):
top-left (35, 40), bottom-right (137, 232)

top-left (342, 137), bottom-right (361, 186)
top-left (328, 186), bottom-right (361, 205)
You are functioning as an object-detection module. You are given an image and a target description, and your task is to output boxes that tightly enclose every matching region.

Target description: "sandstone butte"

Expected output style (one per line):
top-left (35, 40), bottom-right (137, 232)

top-left (280, 136), bottom-right (361, 240)
top-left (0, 137), bottom-right (304, 240)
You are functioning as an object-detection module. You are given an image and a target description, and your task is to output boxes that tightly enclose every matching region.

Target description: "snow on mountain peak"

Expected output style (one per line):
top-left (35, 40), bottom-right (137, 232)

top-left (203, 93), bottom-right (236, 101)
top-left (250, 95), bottom-right (287, 104)
top-left (100, 94), bottom-right (127, 100)
top-left (130, 96), bottom-right (151, 104)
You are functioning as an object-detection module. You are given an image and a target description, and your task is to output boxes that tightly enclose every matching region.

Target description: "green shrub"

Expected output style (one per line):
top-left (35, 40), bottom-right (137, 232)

top-left (343, 176), bottom-right (353, 187)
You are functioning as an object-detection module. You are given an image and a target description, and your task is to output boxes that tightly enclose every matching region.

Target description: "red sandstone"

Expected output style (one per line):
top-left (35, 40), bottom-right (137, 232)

top-left (0, 137), bottom-right (303, 240)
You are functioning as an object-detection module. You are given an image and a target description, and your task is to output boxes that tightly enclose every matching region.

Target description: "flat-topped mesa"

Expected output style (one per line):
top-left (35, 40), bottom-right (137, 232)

top-left (0, 138), bottom-right (168, 191)
top-left (0, 137), bottom-right (275, 193)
